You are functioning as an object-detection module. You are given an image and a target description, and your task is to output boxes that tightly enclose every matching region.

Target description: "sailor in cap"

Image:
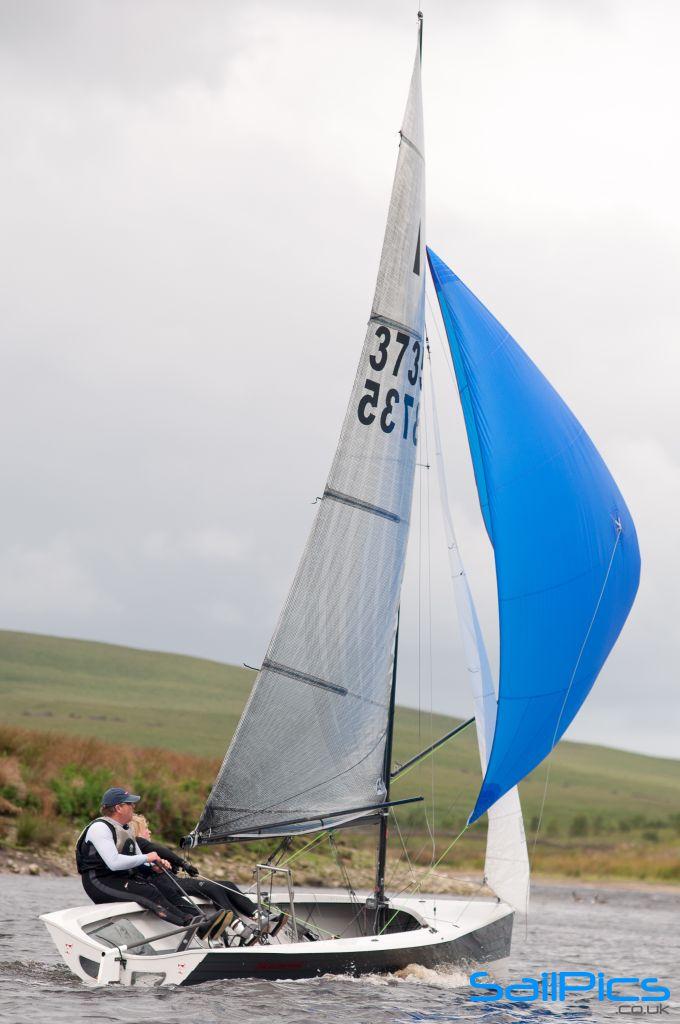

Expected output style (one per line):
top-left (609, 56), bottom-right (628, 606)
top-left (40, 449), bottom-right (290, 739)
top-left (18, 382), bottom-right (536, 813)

top-left (75, 786), bottom-right (228, 940)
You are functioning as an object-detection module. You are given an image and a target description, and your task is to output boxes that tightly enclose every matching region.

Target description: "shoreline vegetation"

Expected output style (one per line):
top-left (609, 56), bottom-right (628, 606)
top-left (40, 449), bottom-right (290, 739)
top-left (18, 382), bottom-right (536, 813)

top-left (1, 630), bottom-right (679, 890)
top-left (1, 724), bottom-right (679, 889)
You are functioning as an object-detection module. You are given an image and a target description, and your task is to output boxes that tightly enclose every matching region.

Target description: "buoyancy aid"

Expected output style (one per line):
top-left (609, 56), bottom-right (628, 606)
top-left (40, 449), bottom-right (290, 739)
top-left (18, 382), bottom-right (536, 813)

top-left (75, 816), bottom-right (138, 877)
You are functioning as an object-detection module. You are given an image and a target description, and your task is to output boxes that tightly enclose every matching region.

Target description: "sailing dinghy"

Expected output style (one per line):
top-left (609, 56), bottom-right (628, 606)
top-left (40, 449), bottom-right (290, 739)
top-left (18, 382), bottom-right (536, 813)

top-left (41, 13), bottom-right (640, 987)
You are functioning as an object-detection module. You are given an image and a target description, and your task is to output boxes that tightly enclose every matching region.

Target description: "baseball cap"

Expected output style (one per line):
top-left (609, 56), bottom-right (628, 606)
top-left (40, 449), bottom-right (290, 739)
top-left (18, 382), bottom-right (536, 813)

top-left (101, 787), bottom-right (141, 807)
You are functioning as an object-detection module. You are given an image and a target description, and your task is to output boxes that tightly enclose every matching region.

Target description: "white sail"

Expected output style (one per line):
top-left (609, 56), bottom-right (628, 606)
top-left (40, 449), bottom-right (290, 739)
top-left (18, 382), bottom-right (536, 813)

top-left (430, 374), bottom-right (530, 913)
top-left (193, 33), bottom-right (426, 842)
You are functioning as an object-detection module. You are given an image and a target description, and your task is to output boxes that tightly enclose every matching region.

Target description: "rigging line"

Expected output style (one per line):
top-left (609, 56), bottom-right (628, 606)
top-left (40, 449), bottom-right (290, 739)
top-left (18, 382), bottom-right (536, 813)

top-left (426, 288), bottom-right (457, 390)
top-left (417, 398), bottom-right (424, 739)
top-left (422, 347), bottom-right (436, 867)
top-left (328, 832), bottom-right (359, 910)
top-left (413, 385), bottom-right (436, 864)
top-left (384, 806), bottom-right (416, 889)
top-left (288, 884), bottom-right (366, 937)
top-left (528, 521), bottom-right (624, 909)
top-left (380, 868), bottom-right (486, 939)
top-left (450, 878), bottom-right (490, 928)
top-left (157, 864), bottom-right (207, 919)
top-left (396, 780), bottom-right (470, 884)
top-left (275, 840), bottom-right (293, 865)
top-left (196, 872), bottom-right (260, 897)
top-left (261, 896), bottom-right (336, 940)
top-left (378, 893), bottom-right (412, 934)
top-left (391, 873), bottom-right (489, 936)
top-left (265, 864), bottom-right (274, 926)
top-left (395, 822), bottom-right (470, 909)
top-left (277, 830), bottom-right (328, 870)
top-left (430, 781), bottom-right (468, 824)
top-left (315, 841), bottom-right (372, 939)
top-left (395, 782), bottom-right (471, 888)
top-left (250, 885), bottom-right (341, 941)
top-left (266, 836), bottom-right (292, 867)
top-left (336, 901), bottom-right (372, 940)
top-left (448, 876), bottom-right (493, 928)
top-left (390, 811), bottom-right (417, 887)
top-left (275, 841), bottom-right (294, 866)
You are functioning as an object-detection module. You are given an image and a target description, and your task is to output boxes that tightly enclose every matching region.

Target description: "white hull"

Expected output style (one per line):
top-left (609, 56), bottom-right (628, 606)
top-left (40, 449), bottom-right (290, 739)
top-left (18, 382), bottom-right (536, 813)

top-left (41, 891), bottom-right (514, 987)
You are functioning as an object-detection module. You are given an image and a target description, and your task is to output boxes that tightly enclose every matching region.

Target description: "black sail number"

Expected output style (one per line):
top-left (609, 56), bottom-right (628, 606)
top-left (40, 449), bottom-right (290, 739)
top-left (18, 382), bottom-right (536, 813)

top-left (412, 401), bottom-right (420, 445)
top-left (358, 323), bottom-right (422, 444)
top-left (357, 378), bottom-right (418, 446)
top-left (393, 332), bottom-right (410, 376)
top-left (408, 340), bottom-right (421, 385)
top-left (403, 394), bottom-right (414, 440)
top-left (369, 326), bottom-right (390, 372)
top-left (357, 379), bottom-right (380, 424)
top-left (380, 388), bottom-right (400, 433)
top-left (368, 323), bottom-right (422, 385)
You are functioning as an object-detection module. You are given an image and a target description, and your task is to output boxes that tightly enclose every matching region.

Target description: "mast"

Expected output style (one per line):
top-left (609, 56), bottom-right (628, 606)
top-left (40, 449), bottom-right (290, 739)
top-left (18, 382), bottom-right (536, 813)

top-left (373, 609), bottom-right (399, 923)
top-left (373, 12), bottom-right (423, 922)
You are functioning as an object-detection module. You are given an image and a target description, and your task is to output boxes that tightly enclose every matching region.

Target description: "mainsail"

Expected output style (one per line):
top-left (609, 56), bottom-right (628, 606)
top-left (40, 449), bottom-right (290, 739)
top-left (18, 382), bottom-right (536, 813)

top-left (190, 35), bottom-right (426, 844)
top-left (429, 370), bottom-right (529, 913)
top-left (427, 248), bottom-right (641, 824)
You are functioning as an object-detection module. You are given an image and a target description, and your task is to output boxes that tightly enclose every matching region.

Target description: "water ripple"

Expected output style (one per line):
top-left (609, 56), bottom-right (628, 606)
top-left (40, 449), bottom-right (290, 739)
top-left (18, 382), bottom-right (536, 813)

top-left (0, 877), bottom-right (677, 1024)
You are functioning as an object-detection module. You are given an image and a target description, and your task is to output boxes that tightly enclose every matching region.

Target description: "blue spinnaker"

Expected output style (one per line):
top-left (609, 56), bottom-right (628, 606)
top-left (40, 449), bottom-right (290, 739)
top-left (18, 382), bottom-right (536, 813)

top-left (427, 248), bottom-right (641, 823)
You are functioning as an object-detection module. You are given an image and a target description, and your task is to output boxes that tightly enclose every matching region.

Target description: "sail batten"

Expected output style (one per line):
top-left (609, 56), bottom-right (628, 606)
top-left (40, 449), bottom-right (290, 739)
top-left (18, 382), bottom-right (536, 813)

top-left (370, 312), bottom-right (423, 340)
top-left (427, 247), bottom-right (640, 825)
top-left (323, 489), bottom-right (402, 523)
top-left (191, 38), bottom-right (426, 845)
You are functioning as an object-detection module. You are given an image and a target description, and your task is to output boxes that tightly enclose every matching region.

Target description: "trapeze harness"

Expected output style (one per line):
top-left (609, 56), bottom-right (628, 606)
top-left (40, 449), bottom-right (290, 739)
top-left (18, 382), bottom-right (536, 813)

top-left (75, 816), bottom-right (138, 874)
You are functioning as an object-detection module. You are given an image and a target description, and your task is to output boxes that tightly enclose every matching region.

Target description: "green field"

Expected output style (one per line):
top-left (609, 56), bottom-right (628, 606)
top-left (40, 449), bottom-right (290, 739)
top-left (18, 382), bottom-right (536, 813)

top-left (1, 628), bottom-right (678, 838)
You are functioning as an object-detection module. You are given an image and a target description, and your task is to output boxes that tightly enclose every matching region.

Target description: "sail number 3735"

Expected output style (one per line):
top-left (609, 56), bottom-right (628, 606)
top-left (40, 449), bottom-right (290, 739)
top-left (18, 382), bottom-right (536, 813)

top-left (357, 325), bottom-right (422, 444)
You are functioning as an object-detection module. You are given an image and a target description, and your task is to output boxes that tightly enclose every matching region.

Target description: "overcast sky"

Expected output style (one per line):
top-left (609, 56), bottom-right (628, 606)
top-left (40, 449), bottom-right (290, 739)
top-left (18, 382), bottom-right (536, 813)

top-left (1, 0), bottom-right (678, 759)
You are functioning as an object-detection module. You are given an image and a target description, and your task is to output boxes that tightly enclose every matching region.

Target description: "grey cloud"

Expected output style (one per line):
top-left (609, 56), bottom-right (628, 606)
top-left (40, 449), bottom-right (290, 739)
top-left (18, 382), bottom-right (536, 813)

top-left (0, 0), bottom-right (677, 758)
top-left (0, 0), bottom-right (255, 98)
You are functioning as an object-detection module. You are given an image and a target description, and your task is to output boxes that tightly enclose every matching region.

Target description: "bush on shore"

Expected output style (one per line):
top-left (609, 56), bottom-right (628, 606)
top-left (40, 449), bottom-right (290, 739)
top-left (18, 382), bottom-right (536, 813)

top-left (0, 724), bottom-right (216, 842)
top-left (1, 724), bottom-right (679, 886)
top-left (16, 813), bottom-right (56, 848)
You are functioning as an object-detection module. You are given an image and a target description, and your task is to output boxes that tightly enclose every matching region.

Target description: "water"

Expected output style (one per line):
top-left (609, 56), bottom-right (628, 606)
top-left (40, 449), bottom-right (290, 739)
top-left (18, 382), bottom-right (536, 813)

top-left (0, 876), bottom-right (677, 1023)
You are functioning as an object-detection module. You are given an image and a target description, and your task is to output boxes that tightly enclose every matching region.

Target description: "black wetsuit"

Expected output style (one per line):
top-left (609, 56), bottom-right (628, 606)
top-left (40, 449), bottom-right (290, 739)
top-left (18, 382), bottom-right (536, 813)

top-left (81, 871), bottom-right (199, 927)
top-left (76, 819), bottom-right (201, 928)
top-left (136, 838), bottom-right (257, 918)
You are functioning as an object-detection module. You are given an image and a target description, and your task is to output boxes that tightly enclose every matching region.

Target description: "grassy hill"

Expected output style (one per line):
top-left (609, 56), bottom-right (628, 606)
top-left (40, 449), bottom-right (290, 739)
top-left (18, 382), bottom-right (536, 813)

top-left (1, 629), bottom-right (679, 883)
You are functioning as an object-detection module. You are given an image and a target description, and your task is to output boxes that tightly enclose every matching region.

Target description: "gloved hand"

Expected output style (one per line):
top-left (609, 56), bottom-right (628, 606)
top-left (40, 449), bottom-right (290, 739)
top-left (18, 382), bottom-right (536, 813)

top-left (182, 861), bottom-right (199, 877)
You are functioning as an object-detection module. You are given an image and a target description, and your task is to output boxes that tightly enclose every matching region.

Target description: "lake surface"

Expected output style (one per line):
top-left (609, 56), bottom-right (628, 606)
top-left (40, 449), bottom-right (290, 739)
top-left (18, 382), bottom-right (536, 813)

top-left (0, 876), bottom-right (677, 1023)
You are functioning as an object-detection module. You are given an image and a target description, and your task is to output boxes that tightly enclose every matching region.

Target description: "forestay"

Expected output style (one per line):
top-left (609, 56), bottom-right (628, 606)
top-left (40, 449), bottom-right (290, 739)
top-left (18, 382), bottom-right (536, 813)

top-left (427, 248), bottom-right (641, 825)
top-left (190, 36), bottom-right (426, 843)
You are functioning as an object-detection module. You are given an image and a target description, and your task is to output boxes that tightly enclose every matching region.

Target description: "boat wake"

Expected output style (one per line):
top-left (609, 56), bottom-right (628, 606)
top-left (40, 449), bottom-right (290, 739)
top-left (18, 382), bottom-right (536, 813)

top-left (298, 964), bottom-right (472, 990)
top-left (0, 960), bottom-right (79, 986)
top-left (394, 963), bottom-right (470, 988)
